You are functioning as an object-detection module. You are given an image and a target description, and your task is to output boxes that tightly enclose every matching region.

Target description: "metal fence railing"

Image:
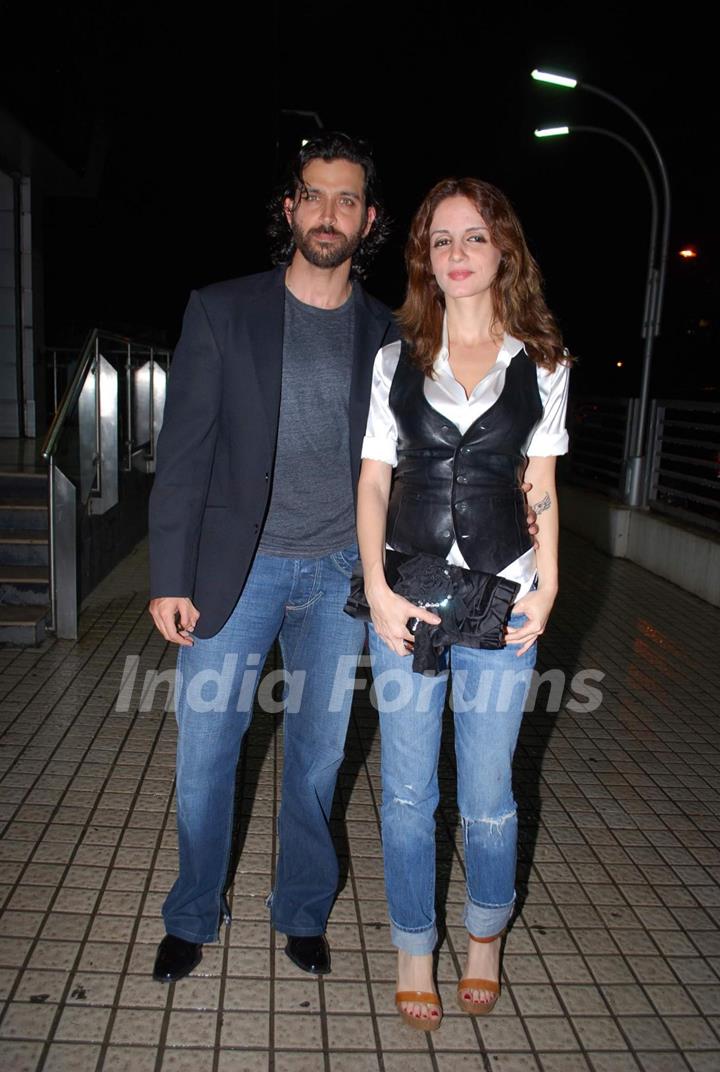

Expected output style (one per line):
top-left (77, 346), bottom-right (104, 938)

top-left (566, 396), bottom-right (720, 533)
top-left (567, 396), bottom-right (638, 497)
top-left (647, 401), bottom-right (720, 532)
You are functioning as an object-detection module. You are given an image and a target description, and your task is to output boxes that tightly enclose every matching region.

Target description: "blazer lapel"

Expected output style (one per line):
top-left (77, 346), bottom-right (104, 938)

top-left (245, 266), bottom-right (286, 446)
top-left (349, 285), bottom-right (392, 491)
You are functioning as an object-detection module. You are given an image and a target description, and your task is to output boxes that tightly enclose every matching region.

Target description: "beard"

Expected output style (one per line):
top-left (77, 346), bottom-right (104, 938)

top-left (291, 218), bottom-right (367, 269)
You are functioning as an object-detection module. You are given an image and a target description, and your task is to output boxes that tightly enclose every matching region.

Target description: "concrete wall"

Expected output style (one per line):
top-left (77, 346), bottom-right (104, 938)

top-left (19, 176), bottom-right (36, 436)
top-left (0, 170), bottom-right (35, 437)
top-left (0, 169), bottom-right (19, 436)
top-left (561, 484), bottom-right (720, 607)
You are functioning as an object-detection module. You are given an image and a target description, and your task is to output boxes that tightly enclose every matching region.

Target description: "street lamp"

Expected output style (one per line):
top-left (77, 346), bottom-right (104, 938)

top-left (532, 69), bottom-right (671, 506)
top-left (534, 126), bottom-right (570, 137)
top-left (534, 125), bottom-right (659, 343)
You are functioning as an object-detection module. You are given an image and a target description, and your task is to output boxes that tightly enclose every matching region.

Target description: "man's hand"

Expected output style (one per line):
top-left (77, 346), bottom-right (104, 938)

top-left (521, 481), bottom-right (539, 548)
top-left (149, 597), bottom-right (200, 646)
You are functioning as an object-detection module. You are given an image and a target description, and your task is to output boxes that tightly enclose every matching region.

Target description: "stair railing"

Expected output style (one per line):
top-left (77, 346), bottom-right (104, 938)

top-left (42, 330), bottom-right (171, 638)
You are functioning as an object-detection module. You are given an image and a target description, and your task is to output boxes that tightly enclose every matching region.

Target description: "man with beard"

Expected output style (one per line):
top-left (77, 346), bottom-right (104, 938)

top-left (147, 133), bottom-right (409, 982)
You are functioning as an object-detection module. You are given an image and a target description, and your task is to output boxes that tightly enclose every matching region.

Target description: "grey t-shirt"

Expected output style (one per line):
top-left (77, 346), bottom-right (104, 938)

top-left (257, 286), bottom-right (357, 557)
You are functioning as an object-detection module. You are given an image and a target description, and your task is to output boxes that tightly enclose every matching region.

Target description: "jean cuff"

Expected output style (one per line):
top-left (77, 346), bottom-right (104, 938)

top-left (267, 889), bottom-right (328, 937)
top-left (389, 918), bottom-right (438, 955)
top-left (272, 920), bottom-right (326, 937)
top-left (463, 895), bottom-right (515, 939)
top-left (161, 918), bottom-right (220, 944)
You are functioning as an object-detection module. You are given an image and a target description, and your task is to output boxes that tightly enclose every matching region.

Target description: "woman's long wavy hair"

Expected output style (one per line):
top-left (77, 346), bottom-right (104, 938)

top-left (267, 132), bottom-right (390, 279)
top-left (398, 178), bottom-right (567, 374)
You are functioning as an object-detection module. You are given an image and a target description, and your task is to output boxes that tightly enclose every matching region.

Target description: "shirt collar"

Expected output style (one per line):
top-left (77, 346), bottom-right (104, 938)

top-left (435, 313), bottom-right (523, 370)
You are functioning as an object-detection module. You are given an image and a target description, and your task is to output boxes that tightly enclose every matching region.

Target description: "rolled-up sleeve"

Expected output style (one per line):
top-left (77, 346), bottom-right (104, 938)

top-left (527, 360), bottom-right (571, 456)
top-left (361, 340), bottom-right (402, 467)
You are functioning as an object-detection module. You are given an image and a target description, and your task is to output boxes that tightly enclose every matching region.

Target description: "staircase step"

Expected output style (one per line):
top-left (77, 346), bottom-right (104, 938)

top-left (0, 564), bottom-right (49, 605)
top-left (0, 603), bottom-right (48, 646)
top-left (0, 531), bottom-right (49, 566)
top-left (0, 502), bottom-right (48, 530)
top-left (0, 529), bottom-right (48, 543)
top-left (0, 470), bottom-right (47, 504)
top-left (0, 564), bottom-right (49, 582)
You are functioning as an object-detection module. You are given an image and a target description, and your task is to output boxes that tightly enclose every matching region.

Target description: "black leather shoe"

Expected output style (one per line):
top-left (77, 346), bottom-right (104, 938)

top-left (153, 934), bottom-right (203, 983)
top-left (284, 934), bottom-right (331, 975)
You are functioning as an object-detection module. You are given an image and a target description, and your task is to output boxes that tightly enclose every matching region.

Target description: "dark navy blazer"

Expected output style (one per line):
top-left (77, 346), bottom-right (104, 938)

top-left (148, 266), bottom-right (399, 638)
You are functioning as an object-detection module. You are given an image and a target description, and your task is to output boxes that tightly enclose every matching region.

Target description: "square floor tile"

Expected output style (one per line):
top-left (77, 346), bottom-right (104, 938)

top-left (601, 984), bottom-right (654, 1015)
top-left (635, 1054), bottom-right (690, 1072)
top-left (67, 971), bottom-right (120, 1006)
top-left (326, 1013), bottom-right (377, 1050)
top-left (110, 1007), bottom-right (165, 1046)
top-left (664, 1016), bottom-right (719, 1050)
top-left (217, 1053), bottom-right (268, 1072)
top-left (618, 1016), bottom-right (676, 1050)
top-left (509, 982), bottom-right (563, 1017)
top-left (329, 1055), bottom-right (380, 1072)
top-left (524, 1015), bottom-right (581, 1051)
top-left (0, 1000), bottom-right (57, 1039)
top-left (687, 1054), bottom-right (720, 1072)
top-left (537, 1056), bottom-right (592, 1072)
top-left (53, 1005), bottom-right (111, 1042)
top-left (273, 1013), bottom-right (323, 1049)
top-left (271, 979), bottom-right (320, 1014)
top-left (0, 1041), bottom-right (47, 1072)
top-left (482, 1054), bottom-right (541, 1071)
top-left (220, 1010), bottom-right (269, 1048)
top-left (13, 968), bottom-right (68, 1003)
top-left (271, 1055), bottom-right (322, 1072)
top-left (159, 1049), bottom-right (216, 1072)
top-left (102, 1046), bottom-right (159, 1072)
top-left (477, 1015), bottom-right (531, 1050)
top-left (571, 1015), bottom-right (626, 1049)
top-left (587, 1055), bottom-right (642, 1072)
top-left (42, 1043), bottom-right (102, 1071)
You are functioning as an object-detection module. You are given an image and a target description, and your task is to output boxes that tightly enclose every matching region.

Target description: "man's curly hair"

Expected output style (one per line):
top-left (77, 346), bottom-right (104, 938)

top-left (267, 132), bottom-right (390, 279)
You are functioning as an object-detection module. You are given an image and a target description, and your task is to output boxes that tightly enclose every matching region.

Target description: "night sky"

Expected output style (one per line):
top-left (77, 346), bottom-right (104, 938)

top-left (1, 1), bottom-right (716, 399)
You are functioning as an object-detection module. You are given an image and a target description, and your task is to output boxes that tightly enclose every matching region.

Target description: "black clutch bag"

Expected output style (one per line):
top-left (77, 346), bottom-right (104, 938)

top-left (343, 549), bottom-right (520, 675)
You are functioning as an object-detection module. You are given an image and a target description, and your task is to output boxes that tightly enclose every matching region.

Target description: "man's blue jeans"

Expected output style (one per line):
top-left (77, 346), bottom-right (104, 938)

top-left (368, 614), bottom-right (536, 955)
top-left (162, 547), bottom-right (365, 943)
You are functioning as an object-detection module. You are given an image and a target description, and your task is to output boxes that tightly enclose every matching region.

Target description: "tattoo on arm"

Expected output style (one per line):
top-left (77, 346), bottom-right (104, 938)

top-left (533, 491), bottom-right (552, 515)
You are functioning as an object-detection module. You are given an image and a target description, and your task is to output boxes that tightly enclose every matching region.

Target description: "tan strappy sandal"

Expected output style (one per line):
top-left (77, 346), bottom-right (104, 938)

top-left (395, 989), bottom-right (443, 1031)
top-left (456, 928), bottom-right (506, 1015)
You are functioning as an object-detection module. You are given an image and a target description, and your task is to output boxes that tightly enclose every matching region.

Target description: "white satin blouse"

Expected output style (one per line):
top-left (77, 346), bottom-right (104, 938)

top-left (361, 329), bottom-right (570, 599)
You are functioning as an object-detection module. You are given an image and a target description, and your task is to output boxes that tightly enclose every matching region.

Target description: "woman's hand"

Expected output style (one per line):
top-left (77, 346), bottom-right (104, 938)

top-left (367, 581), bottom-right (441, 657)
top-left (505, 587), bottom-right (557, 657)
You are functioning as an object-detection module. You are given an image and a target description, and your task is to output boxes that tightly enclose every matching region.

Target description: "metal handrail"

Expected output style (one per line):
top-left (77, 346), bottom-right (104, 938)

top-left (652, 400), bottom-right (720, 413)
top-left (41, 329), bottom-right (98, 460)
top-left (41, 329), bottom-right (165, 460)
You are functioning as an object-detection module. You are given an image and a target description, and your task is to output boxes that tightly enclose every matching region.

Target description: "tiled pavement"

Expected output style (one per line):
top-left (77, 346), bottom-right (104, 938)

top-left (1, 531), bottom-right (720, 1072)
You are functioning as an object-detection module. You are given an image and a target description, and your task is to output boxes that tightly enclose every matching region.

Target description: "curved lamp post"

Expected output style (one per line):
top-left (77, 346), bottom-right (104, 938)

top-left (535, 124), bottom-right (660, 378)
top-left (532, 70), bottom-right (671, 506)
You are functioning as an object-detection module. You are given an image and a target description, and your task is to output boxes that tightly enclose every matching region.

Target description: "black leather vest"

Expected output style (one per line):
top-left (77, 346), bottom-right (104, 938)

top-left (387, 343), bottom-right (543, 575)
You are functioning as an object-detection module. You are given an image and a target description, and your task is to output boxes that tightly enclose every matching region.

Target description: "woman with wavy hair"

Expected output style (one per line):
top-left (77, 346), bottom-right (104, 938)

top-left (357, 178), bottom-right (570, 1030)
